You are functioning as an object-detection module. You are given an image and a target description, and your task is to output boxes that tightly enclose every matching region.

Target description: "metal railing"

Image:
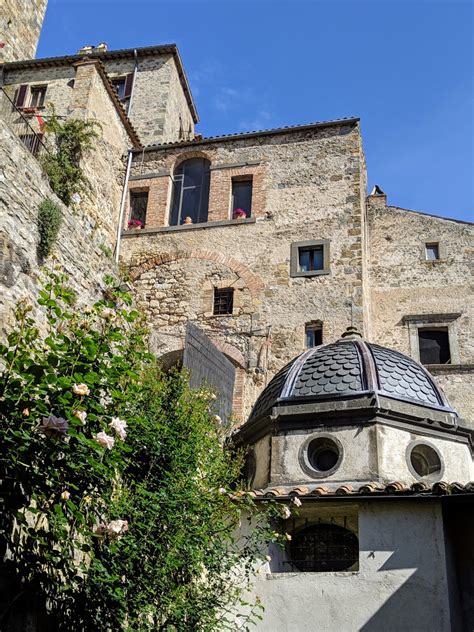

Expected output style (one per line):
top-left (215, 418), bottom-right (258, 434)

top-left (0, 87), bottom-right (51, 158)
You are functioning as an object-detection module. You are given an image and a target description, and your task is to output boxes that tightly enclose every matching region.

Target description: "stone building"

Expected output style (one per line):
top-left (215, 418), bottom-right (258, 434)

top-left (0, 2), bottom-right (472, 629)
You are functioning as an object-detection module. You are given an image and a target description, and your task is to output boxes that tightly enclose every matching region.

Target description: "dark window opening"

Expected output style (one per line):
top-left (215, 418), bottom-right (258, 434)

top-left (418, 329), bottom-right (450, 365)
top-left (425, 242), bottom-right (440, 260)
top-left (299, 246), bottom-right (324, 272)
top-left (170, 158), bottom-right (211, 226)
top-left (232, 178), bottom-right (253, 218)
top-left (410, 443), bottom-right (442, 478)
top-left (305, 323), bottom-right (323, 348)
top-left (213, 288), bottom-right (234, 316)
top-left (30, 86), bottom-right (47, 108)
top-left (289, 523), bottom-right (358, 573)
top-left (129, 191), bottom-right (148, 228)
top-left (307, 437), bottom-right (341, 473)
top-left (14, 84), bottom-right (28, 108)
top-left (111, 74), bottom-right (133, 102)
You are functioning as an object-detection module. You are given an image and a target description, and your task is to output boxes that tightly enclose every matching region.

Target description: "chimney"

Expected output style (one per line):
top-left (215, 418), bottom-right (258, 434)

top-left (95, 42), bottom-right (108, 53)
top-left (78, 45), bottom-right (94, 55)
top-left (367, 184), bottom-right (387, 209)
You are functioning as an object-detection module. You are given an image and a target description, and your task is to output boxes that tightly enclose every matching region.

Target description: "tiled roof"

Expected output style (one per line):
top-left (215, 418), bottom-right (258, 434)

top-left (245, 481), bottom-right (474, 500)
top-left (247, 331), bottom-right (454, 425)
top-left (3, 44), bottom-right (199, 124)
top-left (137, 117), bottom-right (360, 151)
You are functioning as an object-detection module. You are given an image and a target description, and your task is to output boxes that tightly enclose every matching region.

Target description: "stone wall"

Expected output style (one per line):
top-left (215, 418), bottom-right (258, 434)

top-left (367, 194), bottom-right (474, 421)
top-left (105, 55), bottom-right (195, 145)
top-left (0, 0), bottom-right (48, 63)
top-left (0, 118), bottom-right (117, 333)
top-left (120, 122), bottom-right (367, 419)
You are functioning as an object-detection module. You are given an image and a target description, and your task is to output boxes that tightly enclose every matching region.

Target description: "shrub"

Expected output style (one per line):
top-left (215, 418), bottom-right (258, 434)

top-left (37, 198), bottom-right (63, 262)
top-left (0, 270), bottom-right (281, 630)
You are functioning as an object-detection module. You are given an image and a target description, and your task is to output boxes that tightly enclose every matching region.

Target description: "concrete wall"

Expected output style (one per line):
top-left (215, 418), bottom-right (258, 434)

top-left (0, 0), bottom-right (48, 63)
top-left (256, 422), bottom-right (472, 490)
top-left (0, 118), bottom-right (116, 333)
top-left (251, 500), bottom-right (451, 632)
top-left (121, 122), bottom-right (367, 419)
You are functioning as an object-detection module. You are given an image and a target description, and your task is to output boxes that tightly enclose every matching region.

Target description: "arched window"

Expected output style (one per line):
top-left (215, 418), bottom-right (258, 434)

top-left (169, 158), bottom-right (210, 225)
top-left (289, 523), bottom-right (358, 572)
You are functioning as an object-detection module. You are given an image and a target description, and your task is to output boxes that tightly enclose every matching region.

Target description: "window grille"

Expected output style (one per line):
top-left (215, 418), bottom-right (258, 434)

top-left (289, 523), bottom-right (358, 572)
top-left (213, 288), bottom-right (234, 315)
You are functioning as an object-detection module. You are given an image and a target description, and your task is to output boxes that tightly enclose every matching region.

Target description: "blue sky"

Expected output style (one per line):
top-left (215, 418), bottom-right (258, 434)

top-left (38, 0), bottom-right (473, 221)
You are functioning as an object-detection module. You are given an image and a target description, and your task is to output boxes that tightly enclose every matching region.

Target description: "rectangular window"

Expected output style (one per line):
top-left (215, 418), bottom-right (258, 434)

top-left (30, 86), bottom-right (47, 108)
top-left (425, 243), bottom-right (440, 260)
top-left (112, 73), bottom-right (133, 102)
top-left (213, 288), bottom-right (234, 315)
top-left (418, 329), bottom-right (451, 365)
top-left (305, 323), bottom-right (323, 348)
top-left (129, 191), bottom-right (149, 228)
top-left (232, 178), bottom-right (253, 218)
top-left (290, 240), bottom-right (330, 277)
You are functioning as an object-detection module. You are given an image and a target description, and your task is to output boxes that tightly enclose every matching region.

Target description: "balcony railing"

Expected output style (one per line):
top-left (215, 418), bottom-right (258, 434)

top-left (0, 87), bottom-right (51, 158)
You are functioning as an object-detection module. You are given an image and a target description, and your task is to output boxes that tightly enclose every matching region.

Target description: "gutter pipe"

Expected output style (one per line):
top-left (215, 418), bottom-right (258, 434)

top-left (114, 149), bottom-right (133, 263)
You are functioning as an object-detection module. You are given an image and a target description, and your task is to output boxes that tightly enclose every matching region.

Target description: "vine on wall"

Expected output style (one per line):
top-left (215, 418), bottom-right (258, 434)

top-left (37, 198), bottom-right (63, 262)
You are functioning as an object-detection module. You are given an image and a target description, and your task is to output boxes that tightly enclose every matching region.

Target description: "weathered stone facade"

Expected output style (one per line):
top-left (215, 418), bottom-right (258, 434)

top-left (0, 0), bottom-right (48, 63)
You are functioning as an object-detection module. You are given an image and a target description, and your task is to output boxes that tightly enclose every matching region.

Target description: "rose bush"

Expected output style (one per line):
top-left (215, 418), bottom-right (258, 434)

top-left (0, 269), bottom-right (281, 631)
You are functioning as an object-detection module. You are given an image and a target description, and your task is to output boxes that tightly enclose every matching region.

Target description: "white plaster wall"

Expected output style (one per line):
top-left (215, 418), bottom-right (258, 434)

top-left (376, 424), bottom-right (473, 485)
top-left (252, 435), bottom-right (271, 489)
top-left (250, 501), bottom-right (451, 632)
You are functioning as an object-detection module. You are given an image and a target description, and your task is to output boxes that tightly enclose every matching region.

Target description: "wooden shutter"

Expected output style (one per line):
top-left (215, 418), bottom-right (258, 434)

top-left (123, 73), bottom-right (134, 99)
top-left (15, 84), bottom-right (28, 107)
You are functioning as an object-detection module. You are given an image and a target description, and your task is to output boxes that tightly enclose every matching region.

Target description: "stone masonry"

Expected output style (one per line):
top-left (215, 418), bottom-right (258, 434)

top-left (0, 0), bottom-right (48, 63)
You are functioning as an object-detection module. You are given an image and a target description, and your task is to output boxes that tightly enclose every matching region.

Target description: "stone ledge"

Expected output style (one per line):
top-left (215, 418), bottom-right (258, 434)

top-left (427, 364), bottom-right (474, 374)
top-left (121, 217), bottom-right (257, 236)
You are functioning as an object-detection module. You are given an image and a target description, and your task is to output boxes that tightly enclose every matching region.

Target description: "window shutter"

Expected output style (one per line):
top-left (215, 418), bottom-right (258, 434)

top-left (15, 84), bottom-right (28, 107)
top-left (123, 73), bottom-right (134, 99)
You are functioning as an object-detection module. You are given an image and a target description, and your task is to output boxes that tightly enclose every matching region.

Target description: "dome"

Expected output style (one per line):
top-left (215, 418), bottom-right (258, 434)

top-left (248, 327), bottom-right (455, 425)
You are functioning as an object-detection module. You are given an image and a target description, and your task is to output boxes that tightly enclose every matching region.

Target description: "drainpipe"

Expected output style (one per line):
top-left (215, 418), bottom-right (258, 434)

top-left (127, 49), bottom-right (139, 117)
top-left (114, 149), bottom-right (133, 263)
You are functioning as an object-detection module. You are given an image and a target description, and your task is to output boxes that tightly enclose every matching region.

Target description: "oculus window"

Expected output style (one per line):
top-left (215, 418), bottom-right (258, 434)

top-left (407, 441), bottom-right (443, 481)
top-left (213, 288), bottom-right (234, 316)
top-left (232, 178), bottom-right (253, 217)
top-left (170, 158), bottom-right (211, 225)
top-left (290, 240), bottom-right (330, 277)
top-left (289, 524), bottom-right (358, 572)
top-left (418, 328), bottom-right (450, 365)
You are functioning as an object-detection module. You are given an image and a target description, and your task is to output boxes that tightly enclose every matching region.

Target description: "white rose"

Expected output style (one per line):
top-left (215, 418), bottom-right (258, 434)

top-left (109, 417), bottom-right (127, 440)
top-left (291, 496), bottom-right (302, 507)
top-left (95, 431), bottom-right (115, 450)
top-left (211, 415), bottom-right (222, 425)
top-left (73, 410), bottom-right (87, 424)
top-left (60, 490), bottom-right (70, 501)
top-left (218, 487), bottom-right (227, 494)
top-left (73, 383), bottom-right (90, 396)
top-left (265, 555), bottom-right (272, 562)
top-left (281, 505), bottom-right (291, 519)
top-left (107, 519), bottom-right (128, 536)
top-left (285, 533), bottom-right (292, 541)
top-left (101, 308), bottom-right (115, 320)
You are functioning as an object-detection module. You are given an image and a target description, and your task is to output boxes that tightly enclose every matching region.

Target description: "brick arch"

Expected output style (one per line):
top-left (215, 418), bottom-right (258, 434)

top-left (169, 150), bottom-right (213, 173)
top-left (129, 249), bottom-right (264, 297)
top-left (211, 340), bottom-right (246, 369)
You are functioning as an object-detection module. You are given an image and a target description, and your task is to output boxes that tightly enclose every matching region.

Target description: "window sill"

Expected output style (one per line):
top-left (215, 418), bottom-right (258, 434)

top-left (421, 259), bottom-right (447, 264)
top-left (425, 364), bottom-right (474, 374)
top-left (121, 217), bottom-right (256, 236)
top-left (266, 570), bottom-right (359, 579)
top-left (290, 269), bottom-right (331, 278)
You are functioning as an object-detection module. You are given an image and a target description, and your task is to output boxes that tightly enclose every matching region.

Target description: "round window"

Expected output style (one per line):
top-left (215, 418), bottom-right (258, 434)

top-left (409, 443), bottom-right (442, 479)
top-left (307, 437), bottom-right (341, 474)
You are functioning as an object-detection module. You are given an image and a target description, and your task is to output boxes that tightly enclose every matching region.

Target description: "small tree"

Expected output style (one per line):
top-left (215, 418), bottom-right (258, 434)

top-left (0, 270), bottom-right (282, 630)
top-left (41, 107), bottom-right (100, 206)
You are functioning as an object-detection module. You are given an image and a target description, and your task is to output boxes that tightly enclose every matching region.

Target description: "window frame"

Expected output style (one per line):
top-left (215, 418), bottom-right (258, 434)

top-left (169, 158), bottom-right (211, 226)
top-left (231, 176), bottom-right (253, 218)
top-left (418, 327), bottom-right (451, 365)
top-left (305, 322), bottom-right (323, 348)
top-left (213, 287), bottom-right (234, 316)
top-left (290, 239), bottom-right (330, 278)
top-left (29, 85), bottom-right (47, 108)
top-left (422, 240), bottom-right (446, 262)
top-left (128, 189), bottom-right (149, 228)
top-left (404, 313), bottom-right (461, 365)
